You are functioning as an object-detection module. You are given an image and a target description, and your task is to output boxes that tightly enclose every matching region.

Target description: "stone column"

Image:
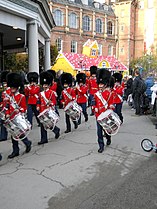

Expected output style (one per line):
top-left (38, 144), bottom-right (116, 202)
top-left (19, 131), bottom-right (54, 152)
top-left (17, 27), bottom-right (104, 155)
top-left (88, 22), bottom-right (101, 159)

top-left (45, 38), bottom-right (51, 71)
top-left (79, 8), bottom-right (83, 35)
top-left (92, 11), bottom-right (96, 37)
top-left (27, 20), bottom-right (39, 73)
top-left (104, 14), bottom-right (107, 39)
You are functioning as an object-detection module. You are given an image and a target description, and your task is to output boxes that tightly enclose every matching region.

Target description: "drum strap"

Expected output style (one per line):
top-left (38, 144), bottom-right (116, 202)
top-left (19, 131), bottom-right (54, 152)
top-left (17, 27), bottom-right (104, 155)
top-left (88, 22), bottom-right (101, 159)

top-left (8, 95), bottom-right (23, 119)
top-left (95, 91), bottom-right (112, 109)
top-left (41, 91), bottom-right (53, 106)
top-left (63, 89), bottom-right (72, 100)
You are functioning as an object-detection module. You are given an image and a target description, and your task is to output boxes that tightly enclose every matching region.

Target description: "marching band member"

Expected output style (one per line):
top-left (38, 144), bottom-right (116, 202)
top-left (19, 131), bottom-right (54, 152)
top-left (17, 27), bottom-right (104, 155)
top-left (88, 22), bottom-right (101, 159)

top-left (76, 73), bottom-right (88, 124)
top-left (0, 71), bottom-right (10, 141)
top-left (92, 69), bottom-right (115, 153)
top-left (88, 66), bottom-right (98, 116)
top-left (37, 71), bottom-right (60, 145)
top-left (25, 72), bottom-right (40, 127)
top-left (47, 70), bottom-right (58, 92)
top-left (6, 72), bottom-right (32, 159)
top-left (112, 73), bottom-right (124, 123)
top-left (60, 73), bottom-right (78, 133)
top-left (47, 70), bottom-right (59, 115)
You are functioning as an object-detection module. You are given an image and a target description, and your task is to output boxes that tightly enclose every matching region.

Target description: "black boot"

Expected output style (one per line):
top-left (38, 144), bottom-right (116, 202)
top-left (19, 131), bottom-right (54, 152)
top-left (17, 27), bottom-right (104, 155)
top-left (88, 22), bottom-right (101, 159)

top-left (55, 128), bottom-right (60, 139)
top-left (98, 147), bottom-right (104, 153)
top-left (106, 138), bottom-right (111, 146)
top-left (8, 152), bottom-right (19, 159)
top-left (64, 130), bottom-right (71, 133)
top-left (85, 115), bottom-right (88, 122)
top-left (25, 141), bottom-right (32, 153)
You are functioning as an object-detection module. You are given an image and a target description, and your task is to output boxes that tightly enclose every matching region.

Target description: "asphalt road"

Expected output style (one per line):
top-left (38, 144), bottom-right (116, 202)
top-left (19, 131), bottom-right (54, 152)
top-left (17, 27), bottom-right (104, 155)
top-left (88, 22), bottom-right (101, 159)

top-left (48, 151), bottom-right (157, 209)
top-left (0, 103), bottom-right (157, 209)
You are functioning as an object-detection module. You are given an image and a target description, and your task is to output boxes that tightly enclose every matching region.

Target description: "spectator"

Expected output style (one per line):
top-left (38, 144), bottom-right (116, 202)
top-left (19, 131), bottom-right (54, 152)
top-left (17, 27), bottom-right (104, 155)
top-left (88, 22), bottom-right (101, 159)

top-left (132, 69), bottom-right (142, 115)
top-left (145, 73), bottom-right (154, 102)
top-left (150, 79), bottom-right (157, 116)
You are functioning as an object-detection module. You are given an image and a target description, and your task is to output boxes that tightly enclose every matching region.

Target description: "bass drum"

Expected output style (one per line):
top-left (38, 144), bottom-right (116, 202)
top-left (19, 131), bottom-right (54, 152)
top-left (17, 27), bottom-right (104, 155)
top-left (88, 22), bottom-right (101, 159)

top-left (4, 113), bottom-right (31, 141)
top-left (37, 107), bottom-right (59, 130)
top-left (97, 109), bottom-right (121, 136)
top-left (64, 101), bottom-right (82, 121)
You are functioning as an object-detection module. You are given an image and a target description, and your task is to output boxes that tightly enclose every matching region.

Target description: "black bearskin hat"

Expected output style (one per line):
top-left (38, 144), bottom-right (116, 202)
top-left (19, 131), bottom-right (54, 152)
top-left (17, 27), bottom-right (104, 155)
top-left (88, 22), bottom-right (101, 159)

top-left (27, 72), bottom-right (38, 83)
top-left (40, 71), bottom-right (53, 85)
top-left (76, 73), bottom-right (86, 84)
top-left (110, 76), bottom-right (115, 89)
top-left (0, 71), bottom-right (10, 83)
top-left (60, 73), bottom-right (72, 87)
top-left (96, 68), bottom-right (111, 86)
top-left (90, 65), bottom-right (97, 75)
top-left (112, 73), bottom-right (122, 83)
top-left (6, 72), bottom-right (23, 88)
top-left (47, 70), bottom-right (56, 81)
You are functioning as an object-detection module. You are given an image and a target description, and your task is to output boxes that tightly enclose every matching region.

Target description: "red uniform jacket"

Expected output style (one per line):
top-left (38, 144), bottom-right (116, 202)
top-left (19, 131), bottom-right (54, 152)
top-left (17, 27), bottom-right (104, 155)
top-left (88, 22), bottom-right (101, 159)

top-left (25, 84), bottom-right (40, 105)
top-left (113, 83), bottom-right (124, 104)
top-left (1, 87), bottom-right (11, 108)
top-left (88, 77), bottom-right (98, 95)
top-left (5, 92), bottom-right (27, 119)
top-left (50, 82), bottom-right (57, 92)
top-left (93, 88), bottom-right (115, 118)
top-left (37, 89), bottom-right (56, 113)
top-left (61, 87), bottom-right (76, 107)
top-left (76, 85), bottom-right (88, 104)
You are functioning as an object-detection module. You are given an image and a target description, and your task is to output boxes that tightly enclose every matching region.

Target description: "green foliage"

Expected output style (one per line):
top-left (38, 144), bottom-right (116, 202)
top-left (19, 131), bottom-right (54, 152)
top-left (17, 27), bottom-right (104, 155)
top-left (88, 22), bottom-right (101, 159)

top-left (4, 52), bottom-right (28, 72)
top-left (129, 54), bottom-right (157, 77)
top-left (50, 45), bottom-right (58, 66)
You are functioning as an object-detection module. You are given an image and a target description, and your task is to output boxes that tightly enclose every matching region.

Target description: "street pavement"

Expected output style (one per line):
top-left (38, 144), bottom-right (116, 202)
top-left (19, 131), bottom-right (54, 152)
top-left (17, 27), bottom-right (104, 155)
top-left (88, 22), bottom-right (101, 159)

top-left (0, 103), bottom-right (157, 209)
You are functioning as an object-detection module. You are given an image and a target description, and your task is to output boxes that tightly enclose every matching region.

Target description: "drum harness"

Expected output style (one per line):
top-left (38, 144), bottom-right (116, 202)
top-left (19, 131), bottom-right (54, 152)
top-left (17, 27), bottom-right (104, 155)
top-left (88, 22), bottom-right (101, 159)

top-left (63, 89), bottom-right (73, 101)
top-left (95, 90), bottom-right (112, 111)
top-left (5, 93), bottom-right (23, 119)
top-left (41, 91), bottom-right (54, 109)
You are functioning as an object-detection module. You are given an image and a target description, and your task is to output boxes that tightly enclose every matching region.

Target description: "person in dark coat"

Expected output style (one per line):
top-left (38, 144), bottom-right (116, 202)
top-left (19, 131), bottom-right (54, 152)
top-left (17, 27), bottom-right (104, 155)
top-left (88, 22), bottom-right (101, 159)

top-left (132, 69), bottom-right (142, 115)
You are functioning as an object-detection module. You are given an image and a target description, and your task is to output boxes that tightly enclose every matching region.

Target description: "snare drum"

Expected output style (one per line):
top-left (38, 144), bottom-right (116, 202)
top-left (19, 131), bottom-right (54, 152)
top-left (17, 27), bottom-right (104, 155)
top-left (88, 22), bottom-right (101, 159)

top-left (97, 109), bottom-right (121, 136)
top-left (37, 107), bottom-right (59, 130)
top-left (64, 101), bottom-right (82, 121)
top-left (4, 113), bottom-right (31, 141)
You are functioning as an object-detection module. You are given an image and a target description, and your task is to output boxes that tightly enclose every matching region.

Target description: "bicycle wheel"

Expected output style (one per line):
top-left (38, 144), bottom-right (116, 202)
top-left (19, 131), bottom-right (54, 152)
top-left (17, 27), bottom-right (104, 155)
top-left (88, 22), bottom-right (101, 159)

top-left (141, 139), bottom-right (153, 152)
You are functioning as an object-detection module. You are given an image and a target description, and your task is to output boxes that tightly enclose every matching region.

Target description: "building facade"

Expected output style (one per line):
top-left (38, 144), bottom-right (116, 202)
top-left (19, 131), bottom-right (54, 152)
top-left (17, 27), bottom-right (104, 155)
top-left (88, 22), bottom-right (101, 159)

top-left (113, 0), bottom-right (157, 67)
top-left (49, 0), bottom-right (118, 58)
top-left (0, 0), bottom-right (55, 73)
top-left (50, 0), bottom-right (157, 69)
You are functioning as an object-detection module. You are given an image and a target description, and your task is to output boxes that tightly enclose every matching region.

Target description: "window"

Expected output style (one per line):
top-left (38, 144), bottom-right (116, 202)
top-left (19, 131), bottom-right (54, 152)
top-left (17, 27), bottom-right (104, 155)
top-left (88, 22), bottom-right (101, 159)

top-left (69, 13), bottom-right (77, 29)
top-left (54, 10), bottom-right (63, 26)
top-left (56, 38), bottom-right (62, 52)
top-left (120, 47), bottom-right (124, 54)
top-left (107, 21), bottom-right (113, 35)
top-left (71, 41), bottom-right (77, 53)
top-left (98, 44), bottom-right (102, 56)
top-left (102, 61), bottom-right (107, 68)
top-left (83, 16), bottom-right (90, 31)
top-left (108, 45), bottom-right (113, 55)
top-left (96, 19), bottom-right (102, 33)
top-left (121, 25), bottom-right (124, 31)
top-left (91, 49), bottom-right (96, 56)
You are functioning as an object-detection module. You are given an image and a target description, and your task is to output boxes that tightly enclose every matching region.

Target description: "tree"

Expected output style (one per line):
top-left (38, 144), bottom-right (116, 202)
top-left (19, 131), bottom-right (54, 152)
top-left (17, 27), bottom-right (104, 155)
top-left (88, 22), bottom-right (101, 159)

top-left (50, 45), bottom-right (58, 66)
top-left (4, 52), bottom-right (28, 72)
top-left (129, 54), bottom-right (157, 77)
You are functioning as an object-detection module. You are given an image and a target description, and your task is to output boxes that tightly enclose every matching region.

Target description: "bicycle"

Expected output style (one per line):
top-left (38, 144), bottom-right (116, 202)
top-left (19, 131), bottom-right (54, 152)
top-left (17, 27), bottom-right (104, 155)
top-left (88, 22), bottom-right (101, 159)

top-left (141, 139), bottom-right (157, 153)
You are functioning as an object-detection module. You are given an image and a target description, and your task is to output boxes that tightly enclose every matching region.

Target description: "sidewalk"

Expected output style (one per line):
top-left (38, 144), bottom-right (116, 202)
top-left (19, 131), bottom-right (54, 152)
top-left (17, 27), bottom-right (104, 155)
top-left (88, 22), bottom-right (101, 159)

top-left (0, 103), bottom-right (156, 209)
